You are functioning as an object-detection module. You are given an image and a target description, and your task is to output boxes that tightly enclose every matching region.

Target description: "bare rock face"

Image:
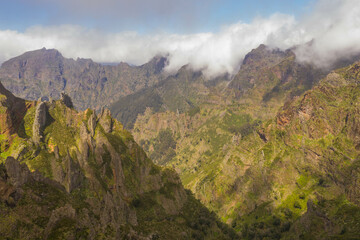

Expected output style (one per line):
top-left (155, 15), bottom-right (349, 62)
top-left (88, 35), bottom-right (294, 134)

top-left (5, 156), bottom-right (31, 187)
top-left (51, 149), bottom-right (83, 193)
top-left (88, 111), bottom-right (97, 137)
top-left (64, 150), bottom-right (83, 193)
top-left (99, 108), bottom-right (113, 133)
top-left (32, 102), bottom-right (47, 144)
top-left (78, 121), bottom-right (90, 169)
top-left (60, 92), bottom-right (73, 108)
top-left (0, 82), bottom-right (27, 135)
top-left (0, 49), bottom-right (165, 112)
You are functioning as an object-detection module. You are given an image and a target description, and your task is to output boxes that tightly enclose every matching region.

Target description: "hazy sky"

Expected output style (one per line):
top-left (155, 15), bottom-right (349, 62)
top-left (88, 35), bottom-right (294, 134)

top-left (0, 0), bottom-right (359, 77)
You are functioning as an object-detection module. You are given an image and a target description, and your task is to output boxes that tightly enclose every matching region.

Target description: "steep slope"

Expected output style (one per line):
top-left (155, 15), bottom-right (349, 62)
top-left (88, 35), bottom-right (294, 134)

top-left (131, 48), bottom-right (360, 239)
top-left (0, 48), bottom-right (166, 111)
top-left (110, 65), bottom-right (229, 128)
top-left (226, 61), bottom-right (360, 239)
top-left (132, 45), bottom-right (324, 170)
top-left (0, 82), bottom-right (236, 239)
top-left (0, 81), bottom-right (29, 136)
top-left (227, 44), bottom-right (325, 117)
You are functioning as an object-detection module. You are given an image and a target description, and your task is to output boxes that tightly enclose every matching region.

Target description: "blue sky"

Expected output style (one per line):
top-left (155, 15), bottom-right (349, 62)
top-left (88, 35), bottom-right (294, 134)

top-left (0, 0), bottom-right (314, 33)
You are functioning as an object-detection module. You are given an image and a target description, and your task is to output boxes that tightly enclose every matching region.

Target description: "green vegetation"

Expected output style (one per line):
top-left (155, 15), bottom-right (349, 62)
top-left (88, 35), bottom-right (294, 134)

top-left (0, 87), bottom-right (236, 239)
top-left (149, 128), bottom-right (177, 165)
top-left (110, 88), bottom-right (164, 129)
top-left (131, 51), bottom-right (360, 239)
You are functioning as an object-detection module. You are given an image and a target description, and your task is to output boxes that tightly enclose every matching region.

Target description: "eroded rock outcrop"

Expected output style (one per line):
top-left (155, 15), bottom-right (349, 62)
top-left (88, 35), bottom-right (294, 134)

top-left (32, 101), bottom-right (47, 144)
top-left (99, 107), bottom-right (113, 133)
top-left (4, 156), bottom-right (31, 187)
top-left (88, 110), bottom-right (97, 137)
top-left (60, 92), bottom-right (73, 108)
top-left (0, 82), bottom-right (27, 135)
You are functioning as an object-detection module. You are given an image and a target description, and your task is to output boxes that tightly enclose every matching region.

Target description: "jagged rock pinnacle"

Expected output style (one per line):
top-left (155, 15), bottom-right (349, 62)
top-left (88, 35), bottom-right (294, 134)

top-left (88, 111), bottom-right (97, 137)
top-left (60, 92), bottom-right (73, 108)
top-left (99, 107), bottom-right (113, 133)
top-left (32, 102), bottom-right (47, 144)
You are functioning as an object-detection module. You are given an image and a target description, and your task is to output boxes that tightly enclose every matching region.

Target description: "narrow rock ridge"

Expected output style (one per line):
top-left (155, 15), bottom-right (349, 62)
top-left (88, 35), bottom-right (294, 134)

top-left (88, 111), bottom-right (97, 137)
top-left (0, 81), bottom-right (28, 135)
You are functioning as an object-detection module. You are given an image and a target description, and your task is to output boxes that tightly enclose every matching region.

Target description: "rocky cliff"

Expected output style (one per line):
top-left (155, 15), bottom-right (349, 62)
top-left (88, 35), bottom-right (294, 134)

top-left (0, 82), bottom-right (236, 239)
top-left (0, 48), bottom-right (166, 111)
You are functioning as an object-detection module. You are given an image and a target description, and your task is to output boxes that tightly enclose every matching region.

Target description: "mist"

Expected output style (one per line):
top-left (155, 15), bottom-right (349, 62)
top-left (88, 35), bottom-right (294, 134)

top-left (0, 0), bottom-right (359, 77)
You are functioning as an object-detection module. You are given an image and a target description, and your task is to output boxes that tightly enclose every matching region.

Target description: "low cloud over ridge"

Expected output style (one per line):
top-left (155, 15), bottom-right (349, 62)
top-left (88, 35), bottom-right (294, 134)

top-left (0, 0), bottom-right (359, 77)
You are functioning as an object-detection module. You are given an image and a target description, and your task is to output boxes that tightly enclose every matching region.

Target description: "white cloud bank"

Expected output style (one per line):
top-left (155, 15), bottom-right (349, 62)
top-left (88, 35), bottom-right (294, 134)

top-left (0, 0), bottom-right (360, 77)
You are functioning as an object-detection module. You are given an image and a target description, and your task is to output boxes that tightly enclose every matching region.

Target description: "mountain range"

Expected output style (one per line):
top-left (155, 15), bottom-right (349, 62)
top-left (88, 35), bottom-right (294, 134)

top-left (0, 48), bottom-right (166, 111)
top-left (130, 46), bottom-right (360, 239)
top-left (1, 46), bottom-right (360, 239)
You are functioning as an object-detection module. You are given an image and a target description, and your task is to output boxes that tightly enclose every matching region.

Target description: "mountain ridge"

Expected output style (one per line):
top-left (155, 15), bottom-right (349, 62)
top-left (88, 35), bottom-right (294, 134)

top-left (0, 48), bottom-right (167, 111)
top-left (131, 48), bottom-right (360, 239)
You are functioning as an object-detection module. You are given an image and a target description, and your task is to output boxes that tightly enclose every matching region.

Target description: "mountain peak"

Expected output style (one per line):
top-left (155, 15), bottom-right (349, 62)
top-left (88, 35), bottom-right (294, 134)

top-left (242, 44), bottom-right (290, 67)
top-left (21, 47), bottom-right (63, 59)
top-left (0, 48), bottom-right (64, 76)
top-left (0, 49), bottom-right (166, 111)
top-left (140, 55), bottom-right (167, 74)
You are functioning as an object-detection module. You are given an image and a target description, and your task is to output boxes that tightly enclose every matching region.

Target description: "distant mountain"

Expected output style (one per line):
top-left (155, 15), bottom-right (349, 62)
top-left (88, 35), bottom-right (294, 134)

top-left (109, 65), bottom-right (230, 128)
top-left (0, 48), bottom-right (166, 111)
top-left (228, 44), bottom-right (324, 106)
top-left (110, 45), bottom-right (326, 130)
top-left (132, 45), bottom-right (325, 165)
top-left (0, 81), bottom-right (237, 239)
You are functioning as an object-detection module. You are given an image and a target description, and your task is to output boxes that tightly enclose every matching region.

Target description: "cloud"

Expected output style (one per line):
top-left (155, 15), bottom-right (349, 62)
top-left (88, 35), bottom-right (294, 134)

top-left (294, 0), bottom-right (360, 67)
top-left (0, 0), bottom-right (360, 77)
top-left (0, 14), bottom-right (301, 77)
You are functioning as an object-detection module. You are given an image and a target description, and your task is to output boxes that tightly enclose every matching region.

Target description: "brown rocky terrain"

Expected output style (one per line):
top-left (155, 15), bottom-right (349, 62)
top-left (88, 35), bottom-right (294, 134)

top-left (0, 48), bottom-right (166, 111)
